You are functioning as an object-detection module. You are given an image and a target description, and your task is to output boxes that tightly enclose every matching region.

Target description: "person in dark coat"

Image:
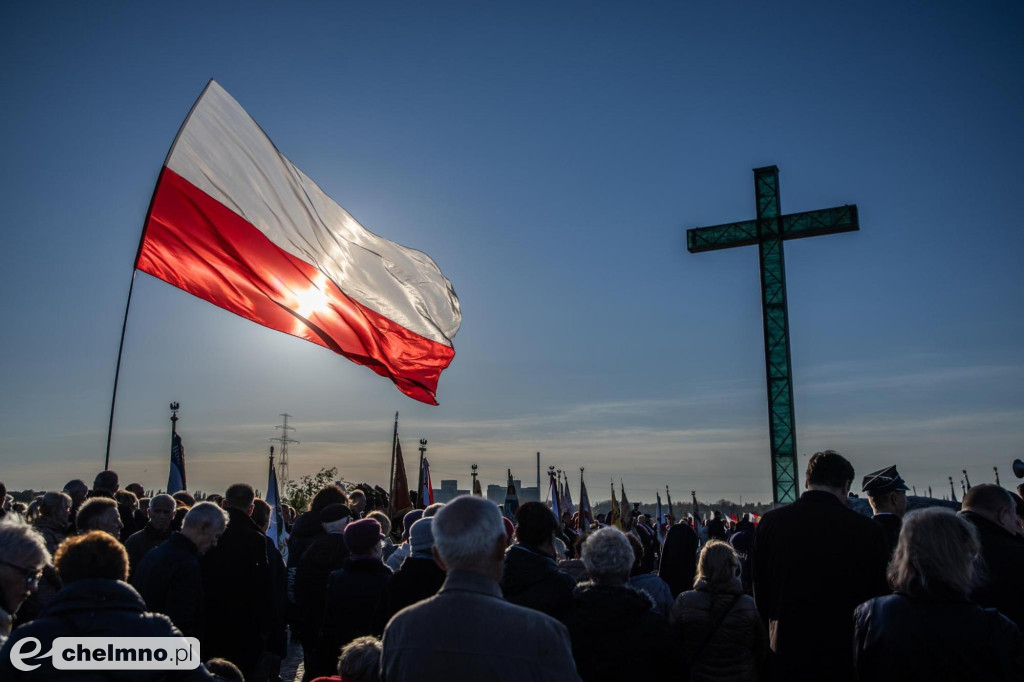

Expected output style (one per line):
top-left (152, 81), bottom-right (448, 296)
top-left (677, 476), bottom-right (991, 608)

top-left (564, 527), bottom-right (679, 682)
top-left (855, 507), bottom-right (1024, 681)
top-left (659, 521), bottom-right (699, 598)
top-left (0, 530), bottom-right (216, 680)
top-left (373, 517), bottom-right (446, 632)
top-left (729, 515), bottom-right (756, 595)
top-left (752, 450), bottom-right (889, 682)
top-left (294, 503), bottom-right (352, 672)
top-left (125, 493), bottom-right (176, 578)
top-left (288, 485), bottom-right (350, 573)
top-left (959, 483), bottom-right (1024, 628)
top-left (30, 491), bottom-right (71, 556)
top-left (251, 498), bottom-right (289, 673)
top-left (673, 540), bottom-right (766, 681)
top-left (133, 502), bottom-right (227, 639)
top-left (862, 464), bottom-right (909, 558)
top-left (501, 501), bottom-right (577, 622)
top-left (310, 518), bottom-right (392, 678)
top-left (200, 484), bottom-right (272, 679)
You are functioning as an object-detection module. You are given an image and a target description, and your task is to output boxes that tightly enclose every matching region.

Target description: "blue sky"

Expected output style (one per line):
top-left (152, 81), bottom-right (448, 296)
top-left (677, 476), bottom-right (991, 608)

top-left (2, 2), bottom-right (1022, 503)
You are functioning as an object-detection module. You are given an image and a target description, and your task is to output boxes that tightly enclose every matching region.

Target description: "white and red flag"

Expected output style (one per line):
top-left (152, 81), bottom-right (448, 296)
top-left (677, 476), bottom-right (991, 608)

top-left (137, 81), bottom-right (461, 404)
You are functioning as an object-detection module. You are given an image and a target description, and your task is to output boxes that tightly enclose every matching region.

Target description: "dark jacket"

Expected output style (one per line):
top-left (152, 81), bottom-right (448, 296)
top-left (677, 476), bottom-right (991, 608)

top-left (660, 523), bottom-right (699, 598)
top-left (855, 591), bottom-right (1024, 681)
top-left (310, 557), bottom-right (392, 678)
top-left (0, 579), bottom-right (214, 681)
top-left (293, 532), bottom-right (349, 640)
top-left (752, 490), bottom-right (889, 682)
top-left (200, 506), bottom-right (272, 676)
top-left (265, 534), bottom-right (289, 658)
top-left (564, 581), bottom-right (679, 682)
top-left (31, 516), bottom-right (68, 555)
top-left (872, 513), bottom-right (902, 558)
top-left (124, 522), bottom-right (172, 579)
top-left (960, 510), bottom-right (1024, 628)
top-left (373, 554), bottom-right (446, 633)
top-left (672, 577), bottom-right (767, 682)
top-left (132, 532), bottom-right (204, 638)
top-left (287, 510), bottom-right (325, 568)
top-left (500, 544), bottom-right (577, 622)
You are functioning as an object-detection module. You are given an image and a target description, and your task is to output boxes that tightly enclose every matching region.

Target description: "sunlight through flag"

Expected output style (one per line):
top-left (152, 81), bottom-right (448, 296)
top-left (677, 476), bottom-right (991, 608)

top-left (137, 81), bottom-right (461, 404)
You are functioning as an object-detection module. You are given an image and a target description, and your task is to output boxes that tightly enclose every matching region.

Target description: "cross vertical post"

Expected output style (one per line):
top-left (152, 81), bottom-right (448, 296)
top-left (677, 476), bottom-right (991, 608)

top-left (686, 166), bottom-right (859, 504)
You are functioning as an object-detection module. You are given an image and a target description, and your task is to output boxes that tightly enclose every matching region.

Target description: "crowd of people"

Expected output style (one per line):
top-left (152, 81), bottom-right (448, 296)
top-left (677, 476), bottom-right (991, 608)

top-left (1, 449), bottom-right (1023, 681)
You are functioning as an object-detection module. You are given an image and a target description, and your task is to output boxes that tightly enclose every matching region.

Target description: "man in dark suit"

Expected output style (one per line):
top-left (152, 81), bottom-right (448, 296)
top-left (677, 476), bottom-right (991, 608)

top-left (960, 483), bottom-right (1024, 628)
top-left (862, 464), bottom-right (909, 557)
top-left (200, 483), bottom-right (272, 679)
top-left (752, 450), bottom-right (889, 682)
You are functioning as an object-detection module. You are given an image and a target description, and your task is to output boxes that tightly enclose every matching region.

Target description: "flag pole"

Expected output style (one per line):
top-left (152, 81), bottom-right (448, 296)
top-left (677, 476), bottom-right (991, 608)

top-left (388, 412), bottom-right (398, 516)
top-left (104, 81), bottom-right (215, 470)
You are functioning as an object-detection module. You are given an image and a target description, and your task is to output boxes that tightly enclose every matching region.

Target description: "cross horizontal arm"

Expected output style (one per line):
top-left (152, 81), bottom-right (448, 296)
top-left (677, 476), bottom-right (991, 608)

top-left (686, 204), bottom-right (859, 253)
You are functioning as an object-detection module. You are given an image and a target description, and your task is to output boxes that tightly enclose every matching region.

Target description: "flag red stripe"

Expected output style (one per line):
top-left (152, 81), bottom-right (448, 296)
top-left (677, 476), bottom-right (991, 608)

top-left (137, 167), bottom-right (454, 404)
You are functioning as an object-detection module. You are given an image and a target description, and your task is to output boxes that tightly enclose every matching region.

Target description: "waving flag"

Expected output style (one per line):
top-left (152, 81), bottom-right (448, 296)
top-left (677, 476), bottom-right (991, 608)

top-left (610, 481), bottom-right (621, 530)
top-left (656, 491), bottom-right (666, 545)
top-left (167, 432), bottom-right (186, 494)
top-left (391, 438), bottom-right (413, 515)
top-left (620, 480), bottom-right (633, 532)
top-left (137, 81), bottom-right (461, 404)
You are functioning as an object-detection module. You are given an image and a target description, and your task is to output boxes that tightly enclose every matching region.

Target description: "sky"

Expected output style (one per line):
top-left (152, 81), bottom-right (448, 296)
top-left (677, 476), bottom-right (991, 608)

top-left (2, 2), bottom-right (1023, 504)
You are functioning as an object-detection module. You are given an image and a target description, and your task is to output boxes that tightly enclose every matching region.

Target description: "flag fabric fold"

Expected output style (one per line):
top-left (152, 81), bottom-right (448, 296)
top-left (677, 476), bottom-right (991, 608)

top-left (419, 457), bottom-right (434, 508)
top-left (167, 432), bottom-right (186, 494)
top-left (578, 474), bottom-right (593, 530)
top-left (503, 470), bottom-right (520, 520)
top-left (391, 437), bottom-right (413, 515)
top-left (656, 491), bottom-right (666, 546)
top-left (137, 80), bottom-right (461, 404)
top-left (610, 481), bottom-right (621, 530)
top-left (266, 459), bottom-right (289, 563)
top-left (548, 473), bottom-right (561, 521)
top-left (561, 474), bottom-right (575, 515)
top-left (619, 480), bottom-right (633, 532)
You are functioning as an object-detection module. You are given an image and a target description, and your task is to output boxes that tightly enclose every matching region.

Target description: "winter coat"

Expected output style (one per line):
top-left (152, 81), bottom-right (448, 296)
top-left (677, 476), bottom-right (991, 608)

top-left (124, 522), bottom-right (172, 579)
top-left (132, 532), bottom-right (204, 639)
top-left (960, 510), bottom-right (1024, 628)
top-left (672, 577), bottom-right (766, 682)
top-left (854, 590), bottom-right (1024, 681)
top-left (564, 581), bottom-right (680, 682)
top-left (200, 506), bottom-right (272, 676)
top-left (287, 510), bottom-right (325, 568)
top-left (660, 523), bottom-right (699, 598)
top-left (630, 572), bottom-right (675, 618)
top-left (373, 554), bottom-right (446, 633)
top-left (558, 558), bottom-right (588, 582)
top-left (752, 490), bottom-right (889, 682)
top-left (872, 513), bottom-right (902, 559)
top-left (500, 543), bottom-right (577, 622)
top-left (293, 532), bottom-right (349, 640)
top-left (309, 557), bottom-right (392, 678)
top-left (0, 578), bottom-right (215, 680)
top-left (31, 516), bottom-right (68, 555)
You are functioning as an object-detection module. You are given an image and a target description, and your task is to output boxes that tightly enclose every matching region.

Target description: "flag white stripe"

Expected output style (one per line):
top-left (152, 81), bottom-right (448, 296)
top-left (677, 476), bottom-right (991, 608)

top-left (166, 81), bottom-right (460, 346)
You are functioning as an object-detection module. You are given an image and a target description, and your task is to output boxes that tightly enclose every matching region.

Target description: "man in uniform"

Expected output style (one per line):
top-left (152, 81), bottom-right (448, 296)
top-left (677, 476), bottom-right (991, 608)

top-left (862, 465), bottom-right (909, 556)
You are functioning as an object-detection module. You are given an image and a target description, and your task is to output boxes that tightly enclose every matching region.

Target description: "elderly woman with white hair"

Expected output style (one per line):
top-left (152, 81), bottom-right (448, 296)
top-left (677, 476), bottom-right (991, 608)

top-left (854, 507), bottom-right (1024, 681)
top-left (564, 527), bottom-right (679, 681)
top-left (0, 519), bottom-right (50, 645)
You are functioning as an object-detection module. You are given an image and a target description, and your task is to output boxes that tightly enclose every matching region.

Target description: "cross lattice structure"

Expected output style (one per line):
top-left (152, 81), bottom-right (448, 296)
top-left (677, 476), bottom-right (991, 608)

top-left (687, 166), bottom-right (859, 503)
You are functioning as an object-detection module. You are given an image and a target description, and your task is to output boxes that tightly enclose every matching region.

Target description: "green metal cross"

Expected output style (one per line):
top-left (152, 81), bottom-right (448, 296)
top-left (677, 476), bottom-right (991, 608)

top-left (687, 166), bottom-right (859, 504)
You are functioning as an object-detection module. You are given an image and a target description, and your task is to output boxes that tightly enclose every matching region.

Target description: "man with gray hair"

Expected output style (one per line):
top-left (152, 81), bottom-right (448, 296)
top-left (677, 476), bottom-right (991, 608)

top-left (125, 493), bottom-right (176, 578)
top-left (0, 519), bottom-right (50, 645)
top-left (132, 501), bottom-right (227, 638)
top-left (960, 483), bottom-right (1024, 628)
top-left (380, 495), bottom-right (581, 681)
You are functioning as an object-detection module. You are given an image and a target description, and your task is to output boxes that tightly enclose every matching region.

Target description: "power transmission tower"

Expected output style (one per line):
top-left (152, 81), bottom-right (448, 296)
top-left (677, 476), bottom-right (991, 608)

top-left (271, 413), bottom-right (299, 485)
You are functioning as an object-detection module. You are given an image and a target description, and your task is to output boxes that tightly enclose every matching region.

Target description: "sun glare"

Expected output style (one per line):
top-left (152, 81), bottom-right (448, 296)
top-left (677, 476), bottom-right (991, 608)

top-left (295, 279), bottom-right (330, 318)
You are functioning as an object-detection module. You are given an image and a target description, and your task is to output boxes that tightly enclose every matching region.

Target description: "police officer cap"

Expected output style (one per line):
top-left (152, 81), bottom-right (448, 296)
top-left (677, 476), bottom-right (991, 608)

top-left (861, 465), bottom-right (910, 496)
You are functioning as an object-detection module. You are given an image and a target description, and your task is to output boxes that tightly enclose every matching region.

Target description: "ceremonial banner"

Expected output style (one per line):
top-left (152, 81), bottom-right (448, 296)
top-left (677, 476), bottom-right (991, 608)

top-left (578, 474), bottom-right (593, 530)
top-left (392, 438), bottom-right (413, 514)
top-left (419, 457), bottom-right (434, 507)
top-left (548, 472), bottom-right (561, 521)
top-left (266, 459), bottom-right (288, 563)
top-left (503, 470), bottom-right (519, 520)
top-left (167, 432), bottom-right (186, 494)
top-left (138, 81), bottom-right (461, 404)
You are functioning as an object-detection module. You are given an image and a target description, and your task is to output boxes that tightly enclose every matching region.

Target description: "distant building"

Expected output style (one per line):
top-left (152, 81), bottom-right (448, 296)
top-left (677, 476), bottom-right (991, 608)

top-left (433, 479), bottom-right (469, 503)
top-left (484, 479), bottom-right (539, 505)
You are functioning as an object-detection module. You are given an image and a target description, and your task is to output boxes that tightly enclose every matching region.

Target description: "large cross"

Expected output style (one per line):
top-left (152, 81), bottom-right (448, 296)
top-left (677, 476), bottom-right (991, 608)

top-left (687, 166), bottom-right (859, 504)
